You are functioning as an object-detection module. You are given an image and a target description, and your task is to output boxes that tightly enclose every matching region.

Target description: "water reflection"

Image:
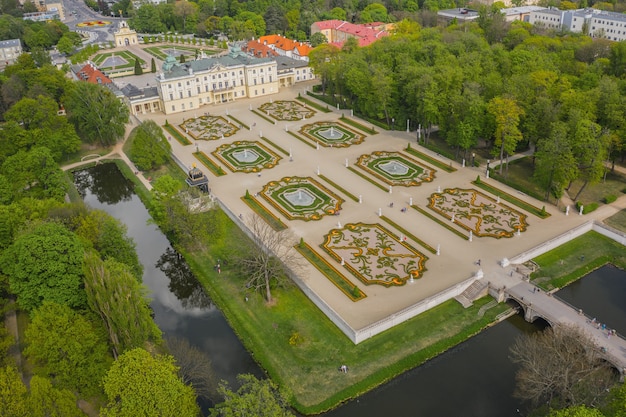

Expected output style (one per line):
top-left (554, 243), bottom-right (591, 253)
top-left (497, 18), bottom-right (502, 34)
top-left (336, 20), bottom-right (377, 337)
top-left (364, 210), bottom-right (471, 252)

top-left (74, 164), bottom-right (262, 395)
top-left (157, 247), bottom-right (214, 310)
top-left (74, 164), bottom-right (134, 204)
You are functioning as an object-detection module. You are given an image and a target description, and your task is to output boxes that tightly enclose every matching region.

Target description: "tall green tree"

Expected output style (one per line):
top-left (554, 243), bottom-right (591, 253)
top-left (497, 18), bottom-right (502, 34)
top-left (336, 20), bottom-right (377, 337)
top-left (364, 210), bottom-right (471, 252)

top-left (487, 96), bottom-right (524, 175)
top-left (534, 122), bottom-right (578, 202)
top-left (101, 348), bottom-right (199, 417)
top-left (64, 82), bottom-right (129, 146)
top-left (28, 375), bottom-right (85, 417)
top-left (210, 374), bottom-right (294, 417)
top-left (128, 120), bottom-right (171, 171)
top-left (133, 58), bottom-right (143, 75)
top-left (76, 209), bottom-right (143, 281)
top-left (24, 302), bottom-right (111, 396)
top-left (0, 221), bottom-right (85, 311)
top-left (570, 119), bottom-right (610, 200)
top-left (0, 366), bottom-right (29, 417)
top-left (1, 146), bottom-right (69, 201)
top-left (83, 252), bottom-right (161, 358)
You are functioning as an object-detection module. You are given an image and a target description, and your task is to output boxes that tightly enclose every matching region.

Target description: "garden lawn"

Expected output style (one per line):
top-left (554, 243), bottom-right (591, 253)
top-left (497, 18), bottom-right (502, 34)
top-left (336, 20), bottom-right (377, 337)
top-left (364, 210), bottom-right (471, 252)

top-left (567, 169), bottom-right (626, 206)
top-left (531, 231), bottom-right (626, 291)
top-left (183, 219), bottom-right (509, 414)
top-left (605, 209), bottom-right (626, 233)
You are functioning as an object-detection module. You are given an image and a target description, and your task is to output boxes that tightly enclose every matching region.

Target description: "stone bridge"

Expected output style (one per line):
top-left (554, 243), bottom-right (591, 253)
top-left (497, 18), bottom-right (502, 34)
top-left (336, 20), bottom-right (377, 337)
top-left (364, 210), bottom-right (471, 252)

top-left (489, 281), bottom-right (626, 378)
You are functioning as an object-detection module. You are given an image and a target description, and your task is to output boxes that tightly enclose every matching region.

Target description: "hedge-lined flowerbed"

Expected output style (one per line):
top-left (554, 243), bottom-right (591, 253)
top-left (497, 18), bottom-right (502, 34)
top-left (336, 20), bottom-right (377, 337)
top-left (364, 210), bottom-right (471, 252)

top-left (163, 124), bottom-right (191, 145)
top-left (404, 146), bottom-right (456, 173)
top-left (346, 166), bottom-right (389, 192)
top-left (472, 179), bottom-right (550, 219)
top-left (295, 242), bottom-right (365, 301)
top-left (318, 175), bottom-right (359, 202)
top-left (194, 151), bottom-right (226, 176)
top-left (411, 205), bottom-right (470, 240)
top-left (241, 193), bottom-right (287, 231)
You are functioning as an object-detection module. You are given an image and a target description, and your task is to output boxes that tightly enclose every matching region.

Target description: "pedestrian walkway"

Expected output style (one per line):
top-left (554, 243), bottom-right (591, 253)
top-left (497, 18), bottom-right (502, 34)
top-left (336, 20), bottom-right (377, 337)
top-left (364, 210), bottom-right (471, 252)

top-left (489, 268), bottom-right (626, 375)
top-left (71, 83), bottom-right (626, 343)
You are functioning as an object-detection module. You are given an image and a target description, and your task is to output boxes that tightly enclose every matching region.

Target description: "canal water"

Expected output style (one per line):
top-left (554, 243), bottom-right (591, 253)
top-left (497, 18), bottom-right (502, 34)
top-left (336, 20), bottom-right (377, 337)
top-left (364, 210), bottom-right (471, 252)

top-left (74, 163), bottom-right (625, 417)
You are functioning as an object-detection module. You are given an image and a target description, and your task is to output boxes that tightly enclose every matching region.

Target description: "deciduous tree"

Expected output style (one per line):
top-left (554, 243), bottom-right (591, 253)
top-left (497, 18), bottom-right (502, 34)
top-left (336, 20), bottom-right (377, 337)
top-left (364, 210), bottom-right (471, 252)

top-left (210, 374), bottom-right (294, 417)
top-left (24, 302), bottom-right (111, 396)
top-left (487, 96), bottom-right (524, 175)
top-left (510, 324), bottom-right (617, 408)
top-left (0, 221), bottom-right (85, 311)
top-left (83, 252), bottom-right (161, 358)
top-left (235, 214), bottom-right (301, 303)
top-left (101, 348), bottom-right (199, 417)
top-left (128, 120), bottom-right (171, 171)
top-left (64, 82), bottom-right (129, 146)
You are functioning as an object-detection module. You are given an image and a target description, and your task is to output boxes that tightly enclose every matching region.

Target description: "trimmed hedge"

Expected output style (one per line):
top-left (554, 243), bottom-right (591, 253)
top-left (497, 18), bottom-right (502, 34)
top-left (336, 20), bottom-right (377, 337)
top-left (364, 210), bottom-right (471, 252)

top-left (404, 147), bottom-right (456, 173)
top-left (346, 166), bottom-right (389, 192)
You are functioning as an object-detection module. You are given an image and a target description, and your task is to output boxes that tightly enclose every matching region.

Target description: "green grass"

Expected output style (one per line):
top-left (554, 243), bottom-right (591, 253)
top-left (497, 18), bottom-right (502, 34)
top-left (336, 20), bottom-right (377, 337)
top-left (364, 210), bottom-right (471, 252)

top-left (347, 166), bottom-right (389, 192)
top-left (339, 115), bottom-right (377, 135)
top-left (472, 180), bottom-right (550, 219)
top-left (241, 195), bottom-right (287, 231)
top-left (318, 175), bottom-right (359, 202)
top-left (251, 109), bottom-right (276, 124)
top-left (411, 205), bottom-right (470, 240)
top-left (604, 209), bottom-right (626, 233)
top-left (287, 130), bottom-right (317, 148)
top-left (380, 216), bottom-right (437, 254)
top-left (183, 237), bottom-right (509, 413)
top-left (91, 50), bottom-right (144, 69)
top-left (531, 231), bottom-right (626, 291)
top-left (404, 146), bottom-right (456, 173)
top-left (162, 124), bottom-right (191, 145)
top-left (295, 242), bottom-right (365, 301)
top-left (194, 152), bottom-right (226, 176)
top-left (568, 169), bottom-right (626, 206)
top-left (259, 136), bottom-right (289, 156)
top-left (143, 45), bottom-right (203, 60)
top-left (298, 94), bottom-right (332, 113)
top-left (113, 158), bottom-right (514, 414)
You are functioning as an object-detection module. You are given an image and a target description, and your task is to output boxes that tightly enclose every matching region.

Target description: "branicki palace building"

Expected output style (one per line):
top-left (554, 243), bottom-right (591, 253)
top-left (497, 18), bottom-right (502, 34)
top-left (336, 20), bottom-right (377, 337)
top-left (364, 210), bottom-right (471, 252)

top-left (125, 47), bottom-right (314, 116)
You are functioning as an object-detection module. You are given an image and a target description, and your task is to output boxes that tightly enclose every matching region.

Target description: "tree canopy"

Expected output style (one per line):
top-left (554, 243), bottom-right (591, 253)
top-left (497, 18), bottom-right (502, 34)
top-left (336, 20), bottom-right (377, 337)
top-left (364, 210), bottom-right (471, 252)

top-left (210, 374), bottom-right (294, 417)
top-left (101, 348), bottom-right (199, 417)
top-left (24, 302), bottom-right (112, 396)
top-left (0, 221), bottom-right (86, 311)
top-left (64, 82), bottom-right (129, 146)
top-left (128, 120), bottom-right (171, 171)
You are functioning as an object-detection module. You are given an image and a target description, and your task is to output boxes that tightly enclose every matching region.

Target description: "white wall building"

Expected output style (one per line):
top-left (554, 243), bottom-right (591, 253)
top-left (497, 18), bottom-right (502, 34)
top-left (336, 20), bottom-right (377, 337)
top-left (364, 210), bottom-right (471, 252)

top-left (530, 8), bottom-right (626, 41)
top-left (0, 39), bottom-right (22, 71)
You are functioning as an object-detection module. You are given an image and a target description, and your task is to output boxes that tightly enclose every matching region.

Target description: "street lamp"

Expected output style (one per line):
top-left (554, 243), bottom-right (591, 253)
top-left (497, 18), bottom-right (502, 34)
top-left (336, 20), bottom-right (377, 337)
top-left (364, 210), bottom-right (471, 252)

top-left (486, 159), bottom-right (490, 176)
top-left (471, 152), bottom-right (475, 167)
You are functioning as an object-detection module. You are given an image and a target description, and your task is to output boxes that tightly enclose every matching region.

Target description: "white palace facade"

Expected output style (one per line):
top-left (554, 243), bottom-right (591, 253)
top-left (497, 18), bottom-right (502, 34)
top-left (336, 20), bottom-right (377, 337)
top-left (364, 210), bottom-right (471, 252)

top-left (146, 48), bottom-right (313, 116)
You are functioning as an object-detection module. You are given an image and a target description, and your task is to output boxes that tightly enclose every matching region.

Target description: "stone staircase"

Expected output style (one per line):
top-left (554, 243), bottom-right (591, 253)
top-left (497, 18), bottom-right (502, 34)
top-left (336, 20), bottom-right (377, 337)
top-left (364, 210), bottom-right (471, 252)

top-left (455, 279), bottom-right (489, 308)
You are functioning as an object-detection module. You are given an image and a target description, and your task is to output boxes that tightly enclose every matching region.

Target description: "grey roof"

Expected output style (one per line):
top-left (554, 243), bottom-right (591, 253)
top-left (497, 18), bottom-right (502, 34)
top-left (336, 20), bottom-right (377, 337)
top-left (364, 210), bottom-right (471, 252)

top-left (274, 55), bottom-right (309, 70)
top-left (0, 39), bottom-right (21, 48)
top-left (121, 84), bottom-right (159, 99)
top-left (437, 8), bottom-right (480, 19)
top-left (162, 52), bottom-right (273, 80)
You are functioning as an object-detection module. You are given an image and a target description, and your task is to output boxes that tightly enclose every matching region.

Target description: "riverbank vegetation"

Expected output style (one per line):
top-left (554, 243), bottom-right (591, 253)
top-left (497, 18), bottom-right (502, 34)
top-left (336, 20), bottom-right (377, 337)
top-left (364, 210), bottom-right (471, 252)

top-left (141, 170), bottom-right (510, 413)
top-left (531, 231), bottom-right (626, 291)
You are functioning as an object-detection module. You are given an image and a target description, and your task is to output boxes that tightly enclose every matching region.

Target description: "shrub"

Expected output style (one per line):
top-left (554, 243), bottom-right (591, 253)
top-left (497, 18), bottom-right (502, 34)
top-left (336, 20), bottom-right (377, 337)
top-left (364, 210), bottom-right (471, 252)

top-left (604, 194), bottom-right (617, 204)
top-left (475, 175), bottom-right (481, 184)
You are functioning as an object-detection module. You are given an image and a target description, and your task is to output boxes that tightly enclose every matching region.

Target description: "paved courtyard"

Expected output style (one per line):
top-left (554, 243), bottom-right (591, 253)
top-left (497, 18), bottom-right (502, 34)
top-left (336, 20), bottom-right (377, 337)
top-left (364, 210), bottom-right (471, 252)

top-left (136, 84), bottom-right (626, 336)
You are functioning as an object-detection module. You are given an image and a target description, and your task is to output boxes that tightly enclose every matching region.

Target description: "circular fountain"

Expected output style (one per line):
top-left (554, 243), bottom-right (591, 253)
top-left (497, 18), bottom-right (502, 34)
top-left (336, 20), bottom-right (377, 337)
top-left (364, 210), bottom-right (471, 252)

top-left (378, 160), bottom-right (410, 176)
top-left (283, 188), bottom-right (315, 207)
top-left (318, 126), bottom-right (344, 141)
top-left (232, 148), bottom-right (260, 163)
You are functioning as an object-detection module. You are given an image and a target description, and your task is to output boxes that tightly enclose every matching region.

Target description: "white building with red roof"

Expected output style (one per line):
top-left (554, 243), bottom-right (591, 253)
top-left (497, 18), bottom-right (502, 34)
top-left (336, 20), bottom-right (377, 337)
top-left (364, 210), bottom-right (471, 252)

top-left (310, 20), bottom-right (391, 47)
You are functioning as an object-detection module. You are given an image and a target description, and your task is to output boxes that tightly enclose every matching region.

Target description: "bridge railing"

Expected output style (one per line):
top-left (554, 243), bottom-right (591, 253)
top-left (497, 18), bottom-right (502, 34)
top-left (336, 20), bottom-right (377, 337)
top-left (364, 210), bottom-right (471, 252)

top-left (551, 293), bottom-right (624, 341)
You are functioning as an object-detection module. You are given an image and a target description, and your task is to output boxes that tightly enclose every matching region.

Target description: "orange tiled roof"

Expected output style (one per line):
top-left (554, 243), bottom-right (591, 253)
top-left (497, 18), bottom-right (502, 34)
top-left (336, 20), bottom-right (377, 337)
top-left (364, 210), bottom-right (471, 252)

top-left (258, 34), bottom-right (312, 57)
top-left (312, 20), bottom-right (389, 47)
top-left (76, 63), bottom-right (112, 85)
top-left (243, 40), bottom-right (278, 58)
